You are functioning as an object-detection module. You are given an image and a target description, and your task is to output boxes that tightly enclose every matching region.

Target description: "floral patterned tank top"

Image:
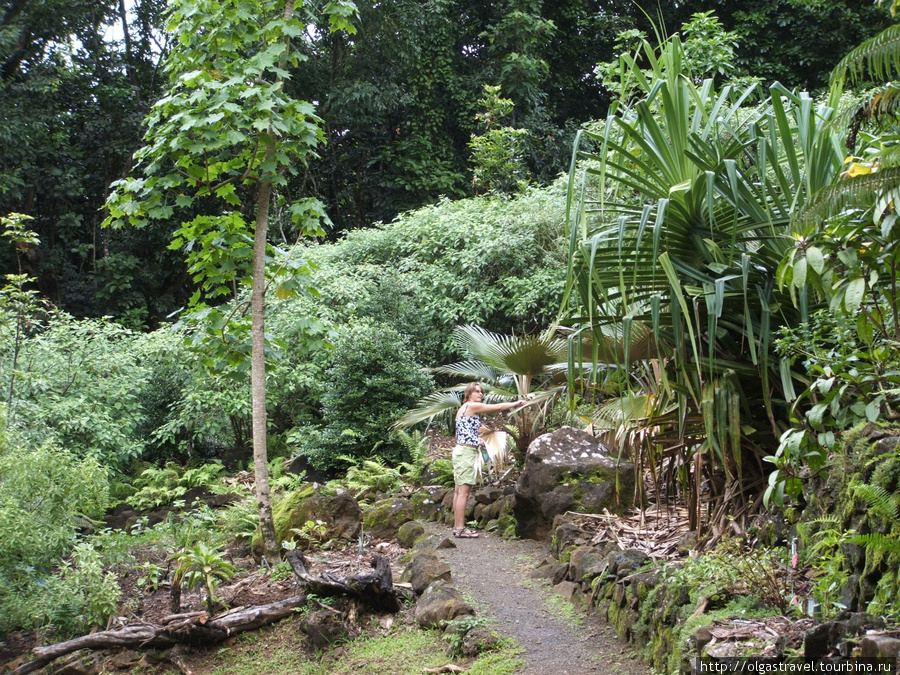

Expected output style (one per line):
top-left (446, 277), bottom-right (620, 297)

top-left (455, 404), bottom-right (481, 446)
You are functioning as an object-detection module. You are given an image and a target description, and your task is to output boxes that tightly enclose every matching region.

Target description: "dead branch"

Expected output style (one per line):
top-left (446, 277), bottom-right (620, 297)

top-left (10, 594), bottom-right (308, 675)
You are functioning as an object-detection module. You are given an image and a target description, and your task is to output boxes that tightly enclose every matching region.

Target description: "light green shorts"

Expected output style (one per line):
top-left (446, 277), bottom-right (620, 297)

top-left (452, 444), bottom-right (478, 486)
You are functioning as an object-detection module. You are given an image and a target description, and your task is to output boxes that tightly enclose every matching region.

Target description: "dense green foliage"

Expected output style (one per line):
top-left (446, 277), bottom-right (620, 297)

top-left (1, 0), bottom-right (900, 649)
top-left (2, 1), bottom-right (887, 323)
top-left (0, 431), bottom-right (114, 634)
top-left (293, 322), bottom-right (434, 470)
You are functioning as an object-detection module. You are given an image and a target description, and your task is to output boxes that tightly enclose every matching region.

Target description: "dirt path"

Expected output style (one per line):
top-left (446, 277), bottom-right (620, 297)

top-left (424, 522), bottom-right (648, 675)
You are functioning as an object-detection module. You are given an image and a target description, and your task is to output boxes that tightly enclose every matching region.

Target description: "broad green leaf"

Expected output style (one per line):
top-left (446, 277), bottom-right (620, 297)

top-left (844, 277), bottom-right (866, 313)
top-left (805, 246), bottom-right (825, 274)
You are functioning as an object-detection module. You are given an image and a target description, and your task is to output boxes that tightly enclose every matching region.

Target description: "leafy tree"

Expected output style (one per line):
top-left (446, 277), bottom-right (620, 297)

top-left (0, 0), bottom-right (178, 323)
top-left (469, 85), bottom-right (531, 195)
top-left (622, 0), bottom-right (889, 92)
top-left (480, 0), bottom-right (555, 122)
top-left (104, 0), bottom-right (357, 561)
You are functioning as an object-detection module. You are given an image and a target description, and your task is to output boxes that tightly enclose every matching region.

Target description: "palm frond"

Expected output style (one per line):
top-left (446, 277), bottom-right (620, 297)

top-left (832, 23), bottom-right (900, 88)
top-left (391, 390), bottom-right (461, 430)
top-left (451, 324), bottom-right (568, 375)
top-left (432, 359), bottom-right (498, 383)
top-left (797, 166), bottom-right (900, 226)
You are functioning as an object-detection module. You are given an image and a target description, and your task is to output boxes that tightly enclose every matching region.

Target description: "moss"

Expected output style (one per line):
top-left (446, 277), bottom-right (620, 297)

top-left (497, 514), bottom-right (516, 539)
top-left (251, 483), bottom-right (317, 555)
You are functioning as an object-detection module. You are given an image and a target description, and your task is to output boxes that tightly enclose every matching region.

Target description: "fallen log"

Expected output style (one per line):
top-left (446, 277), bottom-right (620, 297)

top-left (10, 553), bottom-right (407, 674)
top-left (9, 594), bottom-right (307, 675)
top-left (285, 550), bottom-right (407, 612)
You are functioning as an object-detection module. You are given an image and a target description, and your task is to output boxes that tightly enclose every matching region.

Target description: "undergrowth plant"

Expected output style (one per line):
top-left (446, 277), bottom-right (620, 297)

top-left (127, 461), bottom-right (226, 511)
top-left (442, 615), bottom-right (491, 656)
top-left (171, 542), bottom-right (237, 615)
top-left (332, 455), bottom-right (405, 499)
top-left (290, 519), bottom-right (331, 551)
top-left (663, 538), bottom-right (794, 615)
top-left (798, 516), bottom-right (854, 618)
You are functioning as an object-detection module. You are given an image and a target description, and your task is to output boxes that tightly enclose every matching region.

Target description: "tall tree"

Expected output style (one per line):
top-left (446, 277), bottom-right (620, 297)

top-left (105, 0), bottom-right (356, 561)
top-left (0, 0), bottom-right (175, 323)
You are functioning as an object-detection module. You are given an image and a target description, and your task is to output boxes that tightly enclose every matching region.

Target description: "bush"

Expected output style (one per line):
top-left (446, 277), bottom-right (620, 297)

top-left (307, 181), bottom-right (568, 364)
top-left (0, 433), bottom-right (111, 636)
top-left (295, 322), bottom-right (434, 470)
top-left (3, 314), bottom-right (152, 469)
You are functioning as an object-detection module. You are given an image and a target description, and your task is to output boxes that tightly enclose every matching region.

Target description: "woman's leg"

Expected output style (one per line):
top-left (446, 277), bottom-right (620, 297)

top-left (453, 483), bottom-right (471, 531)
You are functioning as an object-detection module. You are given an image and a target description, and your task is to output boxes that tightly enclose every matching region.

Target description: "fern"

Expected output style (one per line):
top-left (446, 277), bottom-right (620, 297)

top-left (797, 166), bottom-right (900, 226)
top-left (336, 455), bottom-right (403, 496)
top-left (850, 532), bottom-right (900, 556)
top-left (832, 23), bottom-right (900, 87)
top-left (851, 481), bottom-right (900, 521)
top-left (395, 429), bottom-right (428, 481)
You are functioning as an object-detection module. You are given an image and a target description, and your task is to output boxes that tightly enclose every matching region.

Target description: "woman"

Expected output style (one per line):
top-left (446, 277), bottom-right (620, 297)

top-left (452, 382), bottom-right (526, 538)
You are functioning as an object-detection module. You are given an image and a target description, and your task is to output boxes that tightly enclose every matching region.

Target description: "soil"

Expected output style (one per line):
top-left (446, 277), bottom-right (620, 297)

top-left (424, 521), bottom-right (648, 675)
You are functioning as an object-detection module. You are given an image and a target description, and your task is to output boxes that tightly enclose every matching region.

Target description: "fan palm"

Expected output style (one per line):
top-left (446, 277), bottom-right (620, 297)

top-left (562, 34), bottom-right (844, 533)
top-left (393, 324), bottom-right (568, 461)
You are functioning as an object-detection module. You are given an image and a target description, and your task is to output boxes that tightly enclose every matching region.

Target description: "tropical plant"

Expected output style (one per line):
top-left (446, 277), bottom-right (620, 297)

top-left (394, 324), bottom-right (568, 462)
top-left (797, 516), bottom-right (854, 619)
top-left (469, 85), bottom-right (531, 195)
top-left (561, 31), bottom-right (844, 534)
top-left (171, 542), bottom-right (237, 615)
top-left (770, 0), bottom-right (900, 507)
top-left (126, 461), bottom-right (226, 510)
top-left (289, 519), bottom-right (331, 551)
top-left (289, 321), bottom-right (434, 471)
top-left (104, 0), bottom-right (358, 562)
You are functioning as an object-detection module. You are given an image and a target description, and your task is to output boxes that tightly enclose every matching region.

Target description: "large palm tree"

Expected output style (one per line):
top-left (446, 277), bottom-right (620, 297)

top-left (562, 35), bottom-right (844, 533)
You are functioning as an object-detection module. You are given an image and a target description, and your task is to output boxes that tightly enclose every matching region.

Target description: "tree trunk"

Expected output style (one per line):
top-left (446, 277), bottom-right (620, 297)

top-left (250, 0), bottom-right (298, 563)
top-left (251, 174), bottom-right (279, 563)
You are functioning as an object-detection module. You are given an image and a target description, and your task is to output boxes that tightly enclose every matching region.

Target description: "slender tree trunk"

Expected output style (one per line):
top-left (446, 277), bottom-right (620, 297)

top-left (251, 171), bottom-right (279, 563)
top-left (249, 0), bottom-right (297, 565)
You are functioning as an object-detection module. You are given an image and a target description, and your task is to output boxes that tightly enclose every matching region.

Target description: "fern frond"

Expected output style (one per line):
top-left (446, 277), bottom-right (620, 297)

top-left (849, 532), bottom-right (900, 555)
top-left (851, 481), bottom-right (900, 520)
top-left (832, 23), bottom-right (900, 87)
top-left (796, 166), bottom-right (900, 225)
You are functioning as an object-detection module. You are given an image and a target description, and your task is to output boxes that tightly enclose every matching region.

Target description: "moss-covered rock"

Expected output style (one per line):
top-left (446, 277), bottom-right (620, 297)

top-left (799, 424), bottom-right (900, 615)
top-left (513, 426), bottom-right (635, 540)
top-left (251, 483), bottom-right (359, 557)
top-left (409, 488), bottom-right (448, 522)
top-left (396, 520), bottom-right (426, 548)
top-left (362, 496), bottom-right (414, 540)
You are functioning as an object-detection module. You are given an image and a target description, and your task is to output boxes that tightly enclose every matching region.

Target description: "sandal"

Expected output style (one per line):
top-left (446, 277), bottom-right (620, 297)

top-left (453, 527), bottom-right (480, 538)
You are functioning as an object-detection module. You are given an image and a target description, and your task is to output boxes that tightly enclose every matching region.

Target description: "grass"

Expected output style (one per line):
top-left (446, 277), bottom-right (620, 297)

top-left (131, 615), bottom-right (526, 675)
top-left (543, 590), bottom-right (585, 628)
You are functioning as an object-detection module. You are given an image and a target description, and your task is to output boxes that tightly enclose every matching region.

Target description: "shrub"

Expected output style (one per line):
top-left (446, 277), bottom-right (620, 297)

top-left (294, 322), bottom-right (433, 471)
top-left (0, 433), bottom-right (111, 635)
top-left (3, 314), bottom-right (152, 469)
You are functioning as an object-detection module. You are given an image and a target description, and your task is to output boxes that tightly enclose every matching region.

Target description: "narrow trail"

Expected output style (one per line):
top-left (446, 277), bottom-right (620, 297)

top-left (424, 523), bottom-right (648, 675)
